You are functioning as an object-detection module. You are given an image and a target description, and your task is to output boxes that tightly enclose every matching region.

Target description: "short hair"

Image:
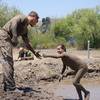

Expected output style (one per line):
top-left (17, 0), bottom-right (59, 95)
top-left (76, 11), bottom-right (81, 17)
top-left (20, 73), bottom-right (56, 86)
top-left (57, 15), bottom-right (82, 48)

top-left (28, 11), bottom-right (39, 19)
top-left (59, 44), bottom-right (66, 52)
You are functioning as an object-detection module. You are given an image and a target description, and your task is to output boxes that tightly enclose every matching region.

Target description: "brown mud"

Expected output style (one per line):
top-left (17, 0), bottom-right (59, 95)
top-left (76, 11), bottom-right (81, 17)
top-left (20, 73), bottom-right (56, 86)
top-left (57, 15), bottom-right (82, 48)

top-left (0, 49), bottom-right (99, 100)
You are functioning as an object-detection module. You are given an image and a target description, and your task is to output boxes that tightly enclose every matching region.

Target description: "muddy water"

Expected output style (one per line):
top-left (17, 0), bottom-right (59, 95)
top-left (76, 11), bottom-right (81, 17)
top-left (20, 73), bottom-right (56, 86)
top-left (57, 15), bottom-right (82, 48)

top-left (53, 79), bottom-right (100, 100)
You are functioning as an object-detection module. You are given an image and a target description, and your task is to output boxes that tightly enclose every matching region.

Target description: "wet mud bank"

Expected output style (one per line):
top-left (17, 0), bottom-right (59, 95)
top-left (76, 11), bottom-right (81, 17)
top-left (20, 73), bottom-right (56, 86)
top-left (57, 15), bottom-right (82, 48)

top-left (0, 49), bottom-right (99, 100)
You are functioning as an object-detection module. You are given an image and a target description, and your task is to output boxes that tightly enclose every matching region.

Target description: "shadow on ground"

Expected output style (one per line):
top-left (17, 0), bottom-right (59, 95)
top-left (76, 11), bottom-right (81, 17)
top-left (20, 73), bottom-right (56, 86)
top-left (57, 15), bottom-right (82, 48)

top-left (18, 86), bottom-right (41, 93)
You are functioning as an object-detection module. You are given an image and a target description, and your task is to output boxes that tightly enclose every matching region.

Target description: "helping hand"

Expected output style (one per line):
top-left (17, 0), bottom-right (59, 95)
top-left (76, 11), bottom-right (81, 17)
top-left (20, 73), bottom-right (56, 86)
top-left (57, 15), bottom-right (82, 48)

top-left (34, 51), bottom-right (42, 59)
top-left (58, 74), bottom-right (64, 82)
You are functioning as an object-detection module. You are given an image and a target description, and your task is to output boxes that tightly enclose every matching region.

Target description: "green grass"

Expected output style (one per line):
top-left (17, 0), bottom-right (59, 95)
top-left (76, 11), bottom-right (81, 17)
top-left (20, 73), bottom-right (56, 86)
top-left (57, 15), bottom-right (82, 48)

top-left (29, 32), bottom-right (66, 49)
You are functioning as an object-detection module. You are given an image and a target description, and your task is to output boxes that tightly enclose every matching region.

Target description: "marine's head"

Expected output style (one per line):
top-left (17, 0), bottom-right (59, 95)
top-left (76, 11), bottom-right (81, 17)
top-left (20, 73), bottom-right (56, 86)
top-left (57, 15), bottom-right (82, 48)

top-left (27, 11), bottom-right (39, 27)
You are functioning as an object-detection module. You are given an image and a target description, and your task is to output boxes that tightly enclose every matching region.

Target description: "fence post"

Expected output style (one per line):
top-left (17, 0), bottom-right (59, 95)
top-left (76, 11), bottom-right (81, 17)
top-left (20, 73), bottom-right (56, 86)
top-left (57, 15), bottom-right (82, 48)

top-left (87, 40), bottom-right (90, 59)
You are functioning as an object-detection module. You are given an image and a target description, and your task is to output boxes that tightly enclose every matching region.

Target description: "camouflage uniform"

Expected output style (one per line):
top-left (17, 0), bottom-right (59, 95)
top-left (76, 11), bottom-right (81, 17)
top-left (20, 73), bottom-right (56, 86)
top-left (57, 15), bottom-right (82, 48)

top-left (0, 15), bottom-right (28, 91)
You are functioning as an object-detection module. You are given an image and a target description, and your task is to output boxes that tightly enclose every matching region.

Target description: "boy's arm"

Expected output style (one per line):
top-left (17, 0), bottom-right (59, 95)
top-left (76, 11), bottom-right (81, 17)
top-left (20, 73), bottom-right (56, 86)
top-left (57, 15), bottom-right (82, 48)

top-left (59, 70), bottom-right (76, 82)
top-left (61, 64), bottom-right (66, 75)
top-left (59, 64), bottom-right (67, 82)
top-left (43, 53), bottom-right (64, 58)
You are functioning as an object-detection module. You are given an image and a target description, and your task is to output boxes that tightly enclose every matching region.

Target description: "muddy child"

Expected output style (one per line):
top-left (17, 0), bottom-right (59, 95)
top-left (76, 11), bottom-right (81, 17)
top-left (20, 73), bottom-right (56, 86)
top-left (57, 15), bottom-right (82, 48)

top-left (43, 44), bottom-right (90, 100)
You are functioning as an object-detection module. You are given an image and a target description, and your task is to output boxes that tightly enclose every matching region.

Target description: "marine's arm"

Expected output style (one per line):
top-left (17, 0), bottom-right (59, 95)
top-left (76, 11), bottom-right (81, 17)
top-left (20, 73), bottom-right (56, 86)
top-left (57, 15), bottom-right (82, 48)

top-left (10, 16), bottom-right (21, 46)
top-left (22, 35), bottom-right (41, 58)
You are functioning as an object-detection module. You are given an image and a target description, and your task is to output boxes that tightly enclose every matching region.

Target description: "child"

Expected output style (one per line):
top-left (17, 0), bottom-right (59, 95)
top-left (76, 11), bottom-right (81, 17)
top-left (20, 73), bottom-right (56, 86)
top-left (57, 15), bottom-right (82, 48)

top-left (43, 44), bottom-right (90, 100)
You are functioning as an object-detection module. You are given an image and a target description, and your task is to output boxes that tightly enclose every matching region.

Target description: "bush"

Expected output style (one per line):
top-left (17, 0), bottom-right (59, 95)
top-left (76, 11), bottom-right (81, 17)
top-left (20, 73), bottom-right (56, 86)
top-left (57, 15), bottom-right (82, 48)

top-left (0, 3), bottom-right (21, 27)
top-left (29, 32), bottom-right (66, 49)
top-left (53, 7), bottom-right (100, 49)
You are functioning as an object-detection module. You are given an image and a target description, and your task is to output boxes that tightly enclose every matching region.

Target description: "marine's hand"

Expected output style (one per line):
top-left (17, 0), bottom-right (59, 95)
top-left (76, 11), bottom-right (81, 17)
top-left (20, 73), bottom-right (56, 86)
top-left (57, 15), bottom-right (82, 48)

top-left (34, 51), bottom-right (42, 59)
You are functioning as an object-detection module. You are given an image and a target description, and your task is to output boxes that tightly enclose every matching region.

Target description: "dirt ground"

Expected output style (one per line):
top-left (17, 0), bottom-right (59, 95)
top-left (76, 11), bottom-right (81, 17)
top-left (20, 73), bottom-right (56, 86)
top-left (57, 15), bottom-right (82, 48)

top-left (0, 48), bottom-right (100, 100)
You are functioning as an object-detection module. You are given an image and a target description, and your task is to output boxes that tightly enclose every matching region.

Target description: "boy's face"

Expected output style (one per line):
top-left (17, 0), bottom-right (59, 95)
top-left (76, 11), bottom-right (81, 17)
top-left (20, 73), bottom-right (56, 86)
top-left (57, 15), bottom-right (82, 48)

top-left (57, 46), bottom-right (64, 54)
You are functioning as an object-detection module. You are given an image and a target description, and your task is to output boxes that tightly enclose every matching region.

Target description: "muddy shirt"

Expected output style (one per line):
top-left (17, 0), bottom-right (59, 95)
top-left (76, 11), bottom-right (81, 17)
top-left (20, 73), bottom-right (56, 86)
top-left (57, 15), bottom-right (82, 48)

top-left (2, 15), bottom-right (28, 45)
top-left (44, 52), bottom-right (87, 71)
top-left (61, 52), bottom-right (87, 71)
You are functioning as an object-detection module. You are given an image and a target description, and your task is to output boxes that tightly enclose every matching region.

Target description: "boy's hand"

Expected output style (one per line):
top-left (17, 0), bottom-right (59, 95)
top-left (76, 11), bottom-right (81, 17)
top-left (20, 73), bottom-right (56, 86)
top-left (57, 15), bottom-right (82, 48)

top-left (42, 54), bottom-right (47, 58)
top-left (58, 74), bottom-right (64, 82)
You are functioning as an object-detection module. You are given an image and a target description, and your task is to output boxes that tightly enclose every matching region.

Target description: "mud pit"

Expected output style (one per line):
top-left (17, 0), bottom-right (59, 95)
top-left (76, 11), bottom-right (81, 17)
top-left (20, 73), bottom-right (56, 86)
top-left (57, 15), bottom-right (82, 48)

top-left (0, 49), bottom-right (99, 100)
top-left (54, 79), bottom-right (100, 100)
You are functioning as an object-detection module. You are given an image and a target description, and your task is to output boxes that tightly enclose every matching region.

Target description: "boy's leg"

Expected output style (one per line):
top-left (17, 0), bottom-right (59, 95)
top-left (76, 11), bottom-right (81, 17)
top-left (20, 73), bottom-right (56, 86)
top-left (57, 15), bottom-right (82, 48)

top-left (73, 67), bottom-right (89, 100)
top-left (84, 91), bottom-right (90, 100)
top-left (75, 86), bottom-right (83, 100)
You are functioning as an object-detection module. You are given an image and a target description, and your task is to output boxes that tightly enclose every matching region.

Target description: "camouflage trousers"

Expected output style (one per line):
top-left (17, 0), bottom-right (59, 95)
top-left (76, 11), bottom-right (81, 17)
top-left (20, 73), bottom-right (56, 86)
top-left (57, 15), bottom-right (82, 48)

top-left (0, 30), bottom-right (15, 91)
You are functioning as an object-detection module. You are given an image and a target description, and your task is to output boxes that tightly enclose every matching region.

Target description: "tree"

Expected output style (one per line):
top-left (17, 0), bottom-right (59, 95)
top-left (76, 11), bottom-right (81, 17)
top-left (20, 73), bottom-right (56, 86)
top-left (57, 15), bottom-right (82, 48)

top-left (53, 7), bottom-right (100, 49)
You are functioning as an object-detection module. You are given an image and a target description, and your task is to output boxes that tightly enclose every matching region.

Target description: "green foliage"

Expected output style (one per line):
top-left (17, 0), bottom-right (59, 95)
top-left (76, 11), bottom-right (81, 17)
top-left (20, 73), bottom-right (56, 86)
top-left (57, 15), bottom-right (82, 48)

top-left (28, 6), bottom-right (100, 49)
top-left (28, 27), bottom-right (66, 49)
top-left (1, 1), bottom-right (100, 49)
top-left (53, 7), bottom-right (100, 49)
top-left (0, 3), bottom-right (21, 27)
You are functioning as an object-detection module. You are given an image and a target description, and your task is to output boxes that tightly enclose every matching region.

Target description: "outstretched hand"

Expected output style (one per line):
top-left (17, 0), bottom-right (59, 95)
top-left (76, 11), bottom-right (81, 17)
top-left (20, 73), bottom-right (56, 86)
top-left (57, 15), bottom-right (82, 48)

top-left (42, 53), bottom-right (47, 58)
top-left (58, 74), bottom-right (64, 82)
top-left (34, 51), bottom-right (42, 59)
top-left (59, 73), bottom-right (69, 82)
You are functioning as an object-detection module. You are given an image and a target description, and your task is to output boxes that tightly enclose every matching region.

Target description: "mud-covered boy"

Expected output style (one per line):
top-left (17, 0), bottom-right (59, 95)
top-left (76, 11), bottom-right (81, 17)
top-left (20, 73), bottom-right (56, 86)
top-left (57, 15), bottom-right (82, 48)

top-left (43, 44), bottom-right (90, 100)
